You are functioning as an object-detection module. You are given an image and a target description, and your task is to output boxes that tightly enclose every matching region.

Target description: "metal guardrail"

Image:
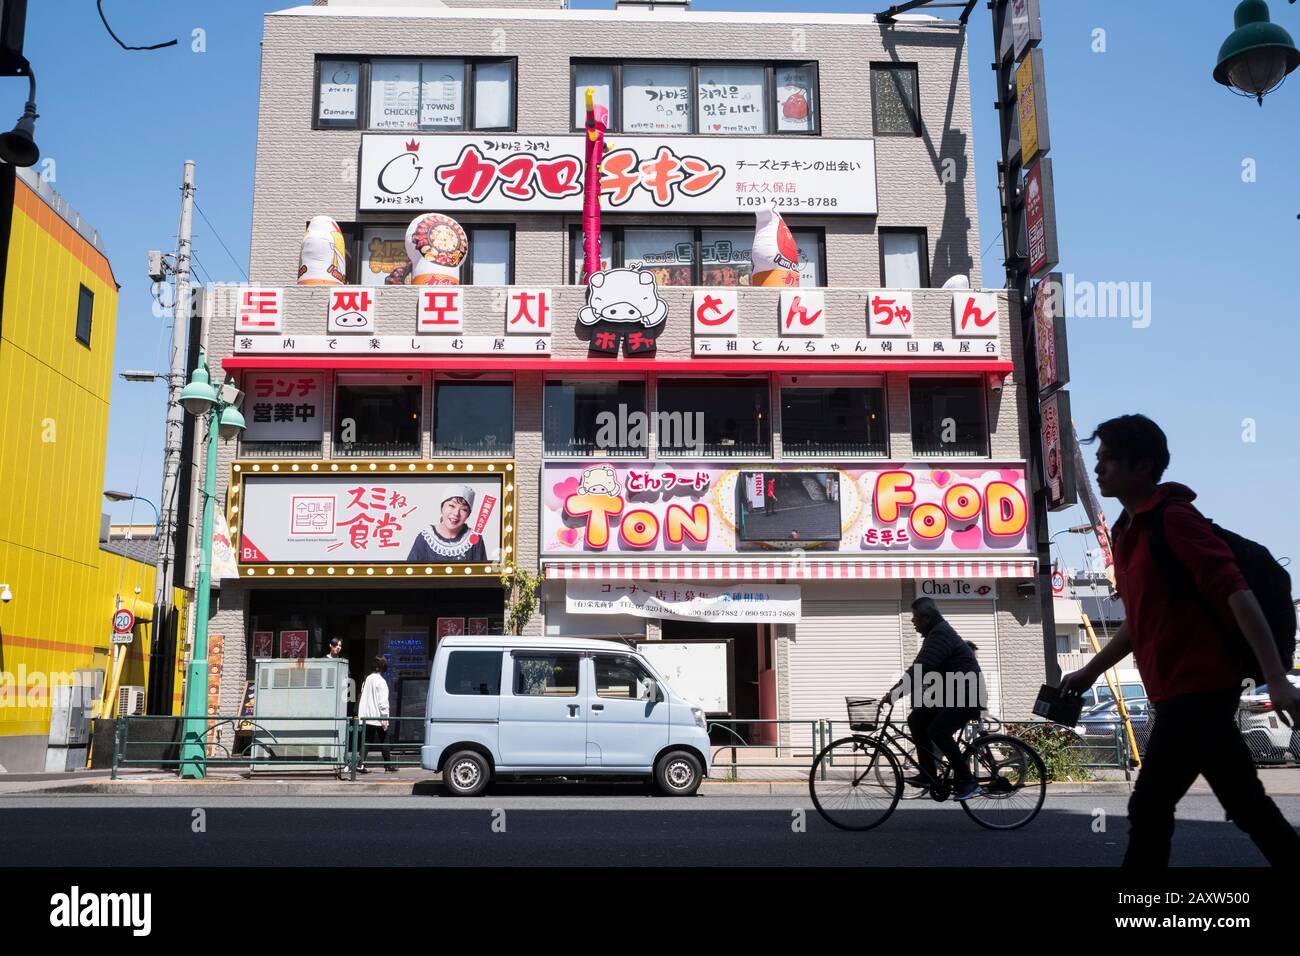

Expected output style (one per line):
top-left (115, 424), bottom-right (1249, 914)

top-left (108, 715), bottom-right (427, 780)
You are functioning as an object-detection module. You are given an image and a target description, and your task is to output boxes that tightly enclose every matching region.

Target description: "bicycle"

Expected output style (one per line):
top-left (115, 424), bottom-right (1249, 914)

top-left (808, 696), bottom-right (1047, 832)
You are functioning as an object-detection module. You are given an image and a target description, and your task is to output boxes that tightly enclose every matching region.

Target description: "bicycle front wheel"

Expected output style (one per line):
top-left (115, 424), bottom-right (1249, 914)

top-left (809, 736), bottom-right (902, 831)
top-left (959, 734), bottom-right (1046, 830)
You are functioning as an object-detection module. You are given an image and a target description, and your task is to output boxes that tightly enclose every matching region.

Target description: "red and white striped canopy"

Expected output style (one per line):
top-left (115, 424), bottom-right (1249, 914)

top-left (544, 559), bottom-right (1037, 581)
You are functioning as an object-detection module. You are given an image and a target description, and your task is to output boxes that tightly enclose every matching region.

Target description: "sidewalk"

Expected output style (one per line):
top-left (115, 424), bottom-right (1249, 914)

top-left (3, 766), bottom-right (1297, 799)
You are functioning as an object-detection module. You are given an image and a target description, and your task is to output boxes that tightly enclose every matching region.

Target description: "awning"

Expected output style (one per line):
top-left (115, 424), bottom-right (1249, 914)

top-left (544, 559), bottom-right (1037, 581)
top-left (223, 356), bottom-right (1014, 374)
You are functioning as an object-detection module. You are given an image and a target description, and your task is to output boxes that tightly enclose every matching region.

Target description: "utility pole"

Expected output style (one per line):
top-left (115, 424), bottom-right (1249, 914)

top-left (146, 159), bottom-right (196, 714)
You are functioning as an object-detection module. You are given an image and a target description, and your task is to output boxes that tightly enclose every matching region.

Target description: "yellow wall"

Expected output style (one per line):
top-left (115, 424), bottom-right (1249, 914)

top-left (0, 176), bottom-right (185, 741)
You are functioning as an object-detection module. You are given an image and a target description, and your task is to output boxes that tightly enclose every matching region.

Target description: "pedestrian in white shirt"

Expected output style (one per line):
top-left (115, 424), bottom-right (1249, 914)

top-left (358, 656), bottom-right (394, 773)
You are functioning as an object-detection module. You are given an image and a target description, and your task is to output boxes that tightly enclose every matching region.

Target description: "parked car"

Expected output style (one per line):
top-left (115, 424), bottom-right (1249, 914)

top-left (422, 636), bottom-right (712, 797)
top-left (1237, 674), bottom-right (1300, 764)
top-left (1079, 670), bottom-right (1146, 711)
top-left (1079, 697), bottom-right (1152, 741)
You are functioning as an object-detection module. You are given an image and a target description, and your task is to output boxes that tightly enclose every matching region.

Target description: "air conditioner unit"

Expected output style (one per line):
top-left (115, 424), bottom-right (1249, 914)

top-left (118, 685), bottom-right (146, 717)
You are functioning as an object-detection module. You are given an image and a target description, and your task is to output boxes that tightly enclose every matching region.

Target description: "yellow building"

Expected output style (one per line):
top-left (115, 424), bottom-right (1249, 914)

top-left (0, 165), bottom-right (185, 771)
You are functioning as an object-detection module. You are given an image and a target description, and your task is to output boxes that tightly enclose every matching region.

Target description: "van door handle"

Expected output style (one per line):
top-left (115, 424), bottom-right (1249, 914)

top-left (592, 704), bottom-right (604, 712)
top-left (568, 704), bottom-right (580, 717)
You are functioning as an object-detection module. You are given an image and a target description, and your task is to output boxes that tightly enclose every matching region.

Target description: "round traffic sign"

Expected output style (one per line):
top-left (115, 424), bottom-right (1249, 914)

top-left (1050, 570), bottom-right (1065, 594)
top-left (112, 608), bottom-right (135, 634)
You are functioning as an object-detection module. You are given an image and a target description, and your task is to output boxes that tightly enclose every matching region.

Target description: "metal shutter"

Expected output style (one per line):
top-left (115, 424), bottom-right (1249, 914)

top-left (933, 601), bottom-right (1002, 717)
top-left (788, 600), bottom-right (903, 727)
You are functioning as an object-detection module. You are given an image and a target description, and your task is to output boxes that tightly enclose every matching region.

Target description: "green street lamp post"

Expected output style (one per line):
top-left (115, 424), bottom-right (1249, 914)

top-left (177, 350), bottom-right (245, 779)
top-left (1214, 0), bottom-right (1300, 104)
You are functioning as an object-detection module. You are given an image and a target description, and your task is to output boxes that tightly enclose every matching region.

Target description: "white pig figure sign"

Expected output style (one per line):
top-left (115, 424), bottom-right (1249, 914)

top-left (579, 268), bottom-right (668, 328)
top-left (578, 267), bottom-right (668, 356)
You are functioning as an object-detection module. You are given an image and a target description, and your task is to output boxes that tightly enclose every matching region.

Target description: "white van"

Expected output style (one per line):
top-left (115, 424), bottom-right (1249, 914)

top-left (421, 636), bottom-right (713, 796)
top-left (1081, 668), bottom-right (1145, 710)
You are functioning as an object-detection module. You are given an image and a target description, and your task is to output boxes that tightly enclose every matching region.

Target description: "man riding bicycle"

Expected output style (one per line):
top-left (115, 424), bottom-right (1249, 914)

top-left (888, 597), bottom-right (987, 801)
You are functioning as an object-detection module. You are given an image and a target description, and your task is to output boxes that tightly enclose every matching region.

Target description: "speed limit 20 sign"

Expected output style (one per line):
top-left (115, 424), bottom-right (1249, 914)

top-left (112, 608), bottom-right (135, 644)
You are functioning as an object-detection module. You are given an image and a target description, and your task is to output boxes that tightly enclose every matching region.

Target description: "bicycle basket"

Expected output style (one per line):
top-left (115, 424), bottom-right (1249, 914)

top-left (846, 697), bottom-right (879, 732)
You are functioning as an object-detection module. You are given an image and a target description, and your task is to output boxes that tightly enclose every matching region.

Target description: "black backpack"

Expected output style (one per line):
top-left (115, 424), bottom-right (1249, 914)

top-left (1147, 499), bottom-right (1296, 683)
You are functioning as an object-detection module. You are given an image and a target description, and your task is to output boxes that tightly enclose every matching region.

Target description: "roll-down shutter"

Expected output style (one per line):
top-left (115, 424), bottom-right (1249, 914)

top-left (788, 600), bottom-right (903, 727)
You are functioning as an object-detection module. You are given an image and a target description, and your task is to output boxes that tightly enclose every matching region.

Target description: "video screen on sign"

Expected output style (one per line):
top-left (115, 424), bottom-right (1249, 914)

top-left (736, 471), bottom-right (841, 542)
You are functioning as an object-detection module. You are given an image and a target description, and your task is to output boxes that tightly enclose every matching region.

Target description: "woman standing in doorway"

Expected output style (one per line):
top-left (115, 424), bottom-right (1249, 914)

top-left (358, 656), bottom-right (395, 773)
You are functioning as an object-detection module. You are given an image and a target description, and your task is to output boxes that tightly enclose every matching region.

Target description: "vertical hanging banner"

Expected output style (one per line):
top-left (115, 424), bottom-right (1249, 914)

top-left (1010, 0), bottom-right (1042, 62)
top-left (1024, 158), bottom-right (1059, 279)
top-left (1016, 49), bottom-right (1051, 166)
top-left (1033, 272), bottom-right (1068, 395)
top-left (1040, 390), bottom-right (1077, 511)
top-left (1071, 422), bottom-right (1115, 572)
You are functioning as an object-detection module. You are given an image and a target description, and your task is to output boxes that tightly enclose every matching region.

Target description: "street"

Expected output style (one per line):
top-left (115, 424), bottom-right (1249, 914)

top-left (3, 792), bottom-right (1297, 867)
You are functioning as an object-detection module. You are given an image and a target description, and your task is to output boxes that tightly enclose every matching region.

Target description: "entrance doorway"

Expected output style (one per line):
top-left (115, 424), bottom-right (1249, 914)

top-left (658, 620), bottom-right (769, 744)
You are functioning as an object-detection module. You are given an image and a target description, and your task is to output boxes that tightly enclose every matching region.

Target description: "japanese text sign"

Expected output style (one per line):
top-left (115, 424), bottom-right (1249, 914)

top-left (360, 135), bottom-right (877, 215)
top-left (242, 373), bottom-right (324, 442)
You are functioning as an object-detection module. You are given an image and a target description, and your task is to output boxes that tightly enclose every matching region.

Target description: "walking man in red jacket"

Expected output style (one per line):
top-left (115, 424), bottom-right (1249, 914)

top-left (1061, 414), bottom-right (1300, 866)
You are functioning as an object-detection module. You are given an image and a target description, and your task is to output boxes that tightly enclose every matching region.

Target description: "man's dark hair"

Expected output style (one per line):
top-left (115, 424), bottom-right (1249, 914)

top-left (1084, 414), bottom-right (1170, 482)
top-left (329, 638), bottom-right (342, 649)
top-left (911, 597), bottom-right (940, 620)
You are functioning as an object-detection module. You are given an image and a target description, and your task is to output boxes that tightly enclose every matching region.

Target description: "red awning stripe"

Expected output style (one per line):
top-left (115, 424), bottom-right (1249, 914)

top-left (543, 559), bottom-right (1036, 581)
top-left (223, 356), bottom-right (1014, 374)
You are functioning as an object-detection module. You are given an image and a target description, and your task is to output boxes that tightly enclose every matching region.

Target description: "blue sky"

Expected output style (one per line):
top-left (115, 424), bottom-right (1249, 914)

top-left (13, 0), bottom-right (1299, 575)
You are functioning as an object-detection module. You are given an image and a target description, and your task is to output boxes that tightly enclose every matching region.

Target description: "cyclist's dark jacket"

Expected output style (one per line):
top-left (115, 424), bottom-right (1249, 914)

top-left (890, 616), bottom-right (985, 710)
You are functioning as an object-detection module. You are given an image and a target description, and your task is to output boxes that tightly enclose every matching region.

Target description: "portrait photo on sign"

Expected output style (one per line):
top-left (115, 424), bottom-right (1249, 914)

top-left (235, 473), bottom-right (504, 565)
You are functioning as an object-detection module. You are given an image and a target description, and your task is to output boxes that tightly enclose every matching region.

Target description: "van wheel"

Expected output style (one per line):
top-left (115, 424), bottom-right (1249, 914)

top-left (655, 751), bottom-right (702, 796)
top-left (443, 750), bottom-right (490, 797)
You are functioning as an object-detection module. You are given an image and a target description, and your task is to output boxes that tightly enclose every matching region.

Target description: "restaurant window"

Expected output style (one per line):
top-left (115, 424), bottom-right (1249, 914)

top-left (879, 228), bottom-right (929, 288)
top-left (316, 59), bottom-right (361, 127)
top-left (571, 226), bottom-right (825, 287)
top-left (314, 57), bottom-right (516, 131)
top-left (433, 376), bottom-right (513, 457)
top-left (75, 284), bottom-right (93, 347)
top-left (571, 60), bottom-right (820, 134)
top-left (656, 377), bottom-right (770, 457)
top-left (334, 374), bottom-right (422, 458)
top-left (544, 379), bottom-right (648, 457)
top-left (871, 64), bottom-right (921, 136)
top-left (358, 225), bottom-right (513, 285)
top-left (909, 377), bottom-right (987, 458)
top-left (780, 377), bottom-right (887, 457)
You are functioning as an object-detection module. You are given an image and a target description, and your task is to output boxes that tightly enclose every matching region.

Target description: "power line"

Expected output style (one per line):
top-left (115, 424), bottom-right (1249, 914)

top-left (96, 0), bottom-right (177, 51)
top-left (193, 201), bottom-right (250, 282)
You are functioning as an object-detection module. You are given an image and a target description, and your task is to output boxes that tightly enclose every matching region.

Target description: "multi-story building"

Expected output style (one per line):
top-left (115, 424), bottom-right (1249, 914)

top-left (204, 0), bottom-right (1047, 751)
top-left (0, 166), bottom-right (186, 771)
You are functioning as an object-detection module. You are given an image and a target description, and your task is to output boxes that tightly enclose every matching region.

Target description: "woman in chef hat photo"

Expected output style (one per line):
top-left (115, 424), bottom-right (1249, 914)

top-left (405, 483), bottom-right (490, 564)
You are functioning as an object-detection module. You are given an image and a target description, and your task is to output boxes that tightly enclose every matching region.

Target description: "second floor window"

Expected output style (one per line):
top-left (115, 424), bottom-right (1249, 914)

top-left (780, 378), bottom-right (887, 457)
top-left (909, 377), bottom-right (987, 458)
top-left (657, 377), bottom-right (770, 457)
top-left (359, 225), bottom-right (513, 285)
top-left (880, 228), bottom-right (929, 288)
top-left (871, 64), bottom-right (921, 136)
top-left (572, 60), bottom-right (819, 135)
top-left (433, 377), bottom-right (513, 457)
top-left (544, 379), bottom-right (648, 457)
top-left (75, 284), bottom-right (93, 347)
top-left (335, 375), bottom-right (422, 458)
top-left (315, 57), bottom-right (516, 131)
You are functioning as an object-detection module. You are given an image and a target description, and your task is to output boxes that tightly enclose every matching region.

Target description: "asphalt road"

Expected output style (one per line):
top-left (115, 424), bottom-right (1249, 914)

top-left (3, 792), bottom-right (1298, 866)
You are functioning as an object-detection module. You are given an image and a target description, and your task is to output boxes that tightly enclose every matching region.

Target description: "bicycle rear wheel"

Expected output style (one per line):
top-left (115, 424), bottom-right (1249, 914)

top-left (809, 735), bottom-right (902, 831)
top-left (959, 734), bottom-right (1046, 830)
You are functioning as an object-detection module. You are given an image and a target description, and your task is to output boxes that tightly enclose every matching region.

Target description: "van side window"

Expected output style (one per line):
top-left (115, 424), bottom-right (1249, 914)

top-left (445, 651), bottom-right (503, 696)
top-left (513, 654), bottom-right (580, 697)
top-left (594, 656), bottom-right (654, 700)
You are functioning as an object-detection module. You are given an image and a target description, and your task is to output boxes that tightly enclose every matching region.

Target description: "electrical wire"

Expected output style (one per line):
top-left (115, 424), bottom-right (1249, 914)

top-left (193, 201), bottom-right (250, 282)
top-left (97, 0), bottom-right (178, 51)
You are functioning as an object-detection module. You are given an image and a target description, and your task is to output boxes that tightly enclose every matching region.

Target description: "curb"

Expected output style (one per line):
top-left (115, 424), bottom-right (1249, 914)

top-left (0, 779), bottom-right (1136, 797)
